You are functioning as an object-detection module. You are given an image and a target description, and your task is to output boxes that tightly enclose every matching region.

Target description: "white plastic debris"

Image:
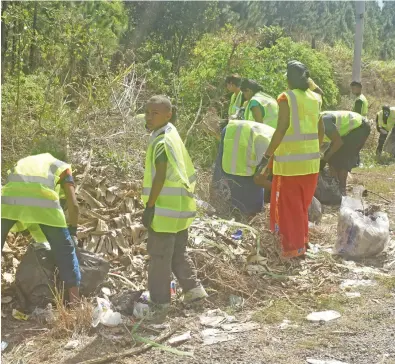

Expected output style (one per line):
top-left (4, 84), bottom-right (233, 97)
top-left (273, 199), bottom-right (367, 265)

top-left (101, 287), bottom-right (112, 296)
top-left (168, 331), bottom-right (191, 346)
top-left (340, 279), bottom-right (376, 290)
top-left (229, 295), bottom-right (244, 309)
top-left (220, 322), bottom-right (259, 333)
top-left (306, 359), bottom-right (348, 364)
top-left (133, 302), bottom-right (151, 319)
top-left (345, 292), bottom-right (361, 298)
top-left (31, 304), bottom-right (54, 323)
top-left (92, 297), bottom-right (122, 327)
top-left (306, 310), bottom-right (341, 322)
top-left (199, 309), bottom-right (235, 327)
top-left (1, 341), bottom-right (8, 352)
top-left (201, 328), bottom-right (236, 346)
top-left (279, 319), bottom-right (299, 330)
top-left (336, 197), bottom-right (389, 258)
top-left (64, 340), bottom-right (79, 350)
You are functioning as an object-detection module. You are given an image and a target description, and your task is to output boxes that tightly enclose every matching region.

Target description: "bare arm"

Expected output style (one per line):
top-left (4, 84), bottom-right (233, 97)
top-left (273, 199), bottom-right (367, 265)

top-left (264, 100), bottom-right (290, 156)
top-left (313, 86), bottom-right (324, 96)
top-left (323, 130), bottom-right (344, 161)
top-left (147, 161), bottom-right (167, 208)
top-left (251, 105), bottom-right (263, 123)
top-left (64, 183), bottom-right (79, 228)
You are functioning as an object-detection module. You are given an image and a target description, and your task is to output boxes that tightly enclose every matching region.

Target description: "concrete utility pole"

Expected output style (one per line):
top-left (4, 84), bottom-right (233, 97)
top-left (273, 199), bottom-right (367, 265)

top-left (352, 1), bottom-right (365, 83)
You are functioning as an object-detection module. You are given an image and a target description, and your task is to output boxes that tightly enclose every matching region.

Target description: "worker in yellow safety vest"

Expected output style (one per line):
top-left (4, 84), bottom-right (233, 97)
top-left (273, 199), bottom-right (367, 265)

top-left (211, 119), bottom-right (275, 217)
top-left (240, 79), bottom-right (279, 128)
top-left (350, 81), bottom-right (368, 167)
top-left (319, 111), bottom-right (371, 195)
top-left (1, 149), bottom-right (81, 303)
top-left (375, 105), bottom-right (395, 157)
top-left (256, 60), bottom-right (324, 258)
top-left (141, 95), bottom-right (207, 320)
top-left (225, 74), bottom-right (244, 119)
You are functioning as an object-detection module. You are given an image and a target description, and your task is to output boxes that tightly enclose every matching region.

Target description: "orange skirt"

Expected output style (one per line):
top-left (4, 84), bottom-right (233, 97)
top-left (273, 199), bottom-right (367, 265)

top-left (270, 173), bottom-right (318, 258)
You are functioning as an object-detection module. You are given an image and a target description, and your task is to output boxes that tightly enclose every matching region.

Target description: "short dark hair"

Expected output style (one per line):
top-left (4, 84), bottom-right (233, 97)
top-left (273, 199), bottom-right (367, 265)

top-left (147, 95), bottom-right (177, 124)
top-left (350, 81), bottom-right (362, 87)
top-left (225, 74), bottom-right (242, 87)
top-left (287, 60), bottom-right (310, 91)
top-left (240, 78), bottom-right (263, 94)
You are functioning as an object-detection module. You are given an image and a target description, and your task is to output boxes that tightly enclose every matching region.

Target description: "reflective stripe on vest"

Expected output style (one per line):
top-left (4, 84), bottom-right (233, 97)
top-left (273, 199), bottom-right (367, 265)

top-left (6, 159), bottom-right (68, 189)
top-left (1, 196), bottom-right (62, 209)
top-left (142, 186), bottom-right (194, 198)
top-left (155, 207), bottom-right (196, 219)
top-left (274, 90), bottom-right (318, 162)
top-left (230, 122), bottom-right (244, 174)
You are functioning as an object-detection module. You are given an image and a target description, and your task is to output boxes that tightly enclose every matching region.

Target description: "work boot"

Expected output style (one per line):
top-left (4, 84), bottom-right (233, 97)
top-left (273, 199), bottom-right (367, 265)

top-left (183, 285), bottom-right (208, 303)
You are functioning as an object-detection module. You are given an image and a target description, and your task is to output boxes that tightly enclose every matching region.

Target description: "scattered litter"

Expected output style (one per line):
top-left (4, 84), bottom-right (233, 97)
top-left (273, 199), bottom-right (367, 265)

top-left (111, 289), bottom-right (143, 315)
top-left (133, 302), bottom-right (151, 319)
top-left (171, 280), bottom-right (177, 296)
top-left (199, 309), bottom-right (235, 327)
top-left (1, 310), bottom-right (6, 318)
top-left (344, 292), bottom-right (361, 298)
top-left (279, 319), bottom-right (299, 330)
top-left (12, 309), bottom-right (29, 321)
top-left (306, 359), bottom-right (348, 364)
top-left (168, 331), bottom-right (191, 346)
top-left (31, 304), bottom-right (54, 323)
top-left (101, 287), bottom-right (112, 296)
top-left (306, 310), bottom-right (341, 322)
top-left (336, 197), bottom-right (389, 258)
top-left (1, 341), bottom-right (8, 352)
top-left (64, 340), bottom-right (80, 350)
top-left (315, 169), bottom-right (342, 205)
top-left (2, 296), bottom-right (12, 304)
top-left (201, 328), bottom-right (236, 345)
top-left (3, 272), bottom-right (14, 284)
top-left (92, 297), bottom-right (122, 327)
top-left (231, 230), bottom-right (243, 240)
top-left (229, 295), bottom-right (244, 309)
top-left (340, 279), bottom-right (376, 290)
top-left (220, 322), bottom-right (259, 333)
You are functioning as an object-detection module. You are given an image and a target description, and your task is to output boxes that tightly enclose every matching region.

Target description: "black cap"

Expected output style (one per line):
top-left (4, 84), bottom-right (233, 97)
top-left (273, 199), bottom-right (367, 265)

top-left (287, 60), bottom-right (308, 78)
top-left (350, 81), bottom-right (362, 87)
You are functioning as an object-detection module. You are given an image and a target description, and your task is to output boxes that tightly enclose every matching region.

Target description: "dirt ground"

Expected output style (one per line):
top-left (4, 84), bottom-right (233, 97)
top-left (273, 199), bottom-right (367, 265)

top-left (2, 164), bottom-right (395, 364)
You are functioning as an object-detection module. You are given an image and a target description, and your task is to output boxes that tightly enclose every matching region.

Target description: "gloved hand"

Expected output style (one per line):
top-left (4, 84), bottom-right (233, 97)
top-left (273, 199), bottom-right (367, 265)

top-left (142, 205), bottom-right (155, 229)
top-left (320, 159), bottom-right (327, 171)
top-left (254, 155), bottom-right (270, 177)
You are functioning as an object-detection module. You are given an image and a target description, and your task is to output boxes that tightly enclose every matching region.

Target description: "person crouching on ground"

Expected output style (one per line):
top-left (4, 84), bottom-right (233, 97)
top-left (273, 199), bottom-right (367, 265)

top-left (319, 111), bottom-right (371, 195)
top-left (1, 147), bottom-right (81, 303)
top-left (141, 95), bottom-right (207, 320)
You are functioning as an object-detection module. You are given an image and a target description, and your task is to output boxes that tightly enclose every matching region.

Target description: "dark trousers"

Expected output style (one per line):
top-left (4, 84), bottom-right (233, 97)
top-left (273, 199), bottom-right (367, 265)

top-left (376, 132), bottom-right (387, 155)
top-left (147, 229), bottom-right (199, 304)
top-left (1, 219), bottom-right (81, 287)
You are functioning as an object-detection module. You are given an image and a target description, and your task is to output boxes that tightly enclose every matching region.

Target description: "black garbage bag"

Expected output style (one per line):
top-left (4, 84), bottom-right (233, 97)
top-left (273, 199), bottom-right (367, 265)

top-left (314, 170), bottom-right (342, 205)
top-left (308, 196), bottom-right (322, 224)
top-left (15, 242), bottom-right (109, 310)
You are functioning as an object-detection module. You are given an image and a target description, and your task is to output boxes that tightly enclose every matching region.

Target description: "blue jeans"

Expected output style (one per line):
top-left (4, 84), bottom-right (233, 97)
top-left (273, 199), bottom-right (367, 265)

top-left (1, 219), bottom-right (81, 287)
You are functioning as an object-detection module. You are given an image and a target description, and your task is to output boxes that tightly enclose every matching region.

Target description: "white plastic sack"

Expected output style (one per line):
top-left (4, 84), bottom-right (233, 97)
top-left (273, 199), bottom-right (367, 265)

top-left (92, 297), bottom-right (122, 327)
top-left (308, 196), bottom-right (322, 224)
top-left (335, 197), bottom-right (390, 258)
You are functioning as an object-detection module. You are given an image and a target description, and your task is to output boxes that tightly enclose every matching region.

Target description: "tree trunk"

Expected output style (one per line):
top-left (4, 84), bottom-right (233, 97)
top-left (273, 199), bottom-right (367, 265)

top-left (29, 1), bottom-right (38, 73)
top-left (1, 1), bottom-right (9, 83)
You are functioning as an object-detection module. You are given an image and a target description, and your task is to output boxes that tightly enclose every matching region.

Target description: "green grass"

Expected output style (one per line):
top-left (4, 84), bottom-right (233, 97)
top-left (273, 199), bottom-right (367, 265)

top-left (375, 275), bottom-right (395, 291)
top-left (252, 298), bottom-right (305, 324)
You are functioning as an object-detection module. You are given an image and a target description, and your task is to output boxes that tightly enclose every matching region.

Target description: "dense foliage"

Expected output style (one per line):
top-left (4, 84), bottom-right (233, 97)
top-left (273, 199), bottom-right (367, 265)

top-left (1, 1), bottom-right (395, 170)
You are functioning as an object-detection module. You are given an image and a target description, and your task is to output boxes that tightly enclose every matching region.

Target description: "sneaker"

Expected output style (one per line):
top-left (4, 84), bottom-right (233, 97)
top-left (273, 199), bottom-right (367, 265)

top-left (134, 302), bottom-right (169, 323)
top-left (183, 286), bottom-right (208, 303)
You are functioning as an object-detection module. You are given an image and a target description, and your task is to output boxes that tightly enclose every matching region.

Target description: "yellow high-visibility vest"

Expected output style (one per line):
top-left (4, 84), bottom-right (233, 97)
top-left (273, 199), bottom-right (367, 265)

top-left (244, 91), bottom-right (278, 128)
top-left (1, 153), bottom-right (70, 230)
top-left (321, 111), bottom-right (363, 142)
top-left (353, 94), bottom-right (368, 116)
top-left (377, 107), bottom-right (395, 132)
top-left (228, 91), bottom-right (243, 116)
top-left (222, 120), bottom-right (275, 176)
top-left (141, 123), bottom-right (196, 233)
top-left (273, 89), bottom-right (321, 176)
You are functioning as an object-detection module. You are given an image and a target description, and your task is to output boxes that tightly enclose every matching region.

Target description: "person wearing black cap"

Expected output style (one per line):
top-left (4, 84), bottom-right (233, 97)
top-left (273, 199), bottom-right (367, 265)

top-left (376, 105), bottom-right (395, 158)
top-left (254, 60), bottom-right (324, 258)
